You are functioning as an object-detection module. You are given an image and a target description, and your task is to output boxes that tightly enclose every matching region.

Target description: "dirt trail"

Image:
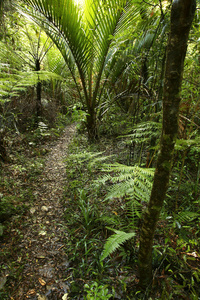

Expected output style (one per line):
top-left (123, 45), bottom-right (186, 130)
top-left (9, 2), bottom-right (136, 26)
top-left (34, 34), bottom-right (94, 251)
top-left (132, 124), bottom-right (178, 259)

top-left (12, 124), bottom-right (76, 299)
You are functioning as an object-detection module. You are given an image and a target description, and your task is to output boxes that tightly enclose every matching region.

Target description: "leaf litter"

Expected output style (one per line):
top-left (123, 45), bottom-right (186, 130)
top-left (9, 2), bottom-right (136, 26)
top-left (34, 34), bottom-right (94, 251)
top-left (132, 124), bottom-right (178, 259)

top-left (0, 124), bottom-right (76, 299)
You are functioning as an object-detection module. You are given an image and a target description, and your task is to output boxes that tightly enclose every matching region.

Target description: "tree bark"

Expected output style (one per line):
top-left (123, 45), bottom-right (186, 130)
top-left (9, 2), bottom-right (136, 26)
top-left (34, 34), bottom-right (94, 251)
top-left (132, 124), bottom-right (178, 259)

top-left (138, 0), bottom-right (196, 288)
top-left (0, 131), bottom-right (7, 162)
top-left (86, 107), bottom-right (98, 141)
top-left (0, 128), bottom-right (9, 162)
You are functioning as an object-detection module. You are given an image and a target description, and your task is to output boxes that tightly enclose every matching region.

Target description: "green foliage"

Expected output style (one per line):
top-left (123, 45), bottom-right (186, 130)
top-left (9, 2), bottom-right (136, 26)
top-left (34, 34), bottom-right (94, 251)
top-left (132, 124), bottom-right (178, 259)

top-left (117, 120), bottom-right (162, 166)
top-left (67, 151), bottom-right (112, 174)
top-left (0, 39), bottom-right (58, 87)
top-left (0, 194), bottom-right (19, 222)
top-left (0, 20), bottom-right (72, 132)
top-left (101, 163), bottom-right (154, 202)
top-left (76, 189), bottom-right (98, 232)
top-left (100, 229), bottom-right (135, 261)
top-left (66, 145), bottom-right (154, 265)
top-left (95, 163), bottom-right (154, 234)
top-left (123, 121), bottom-right (162, 145)
top-left (153, 242), bottom-right (200, 299)
top-left (99, 106), bottom-right (131, 137)
top-left (0, 223), bottom-right (4, 236)
top-left (0, 67), bottom-right (63, 102)
top-left (84, 282), bottom-right (113, 300)
top-left (175, 211), bottom-right (199, 225)
top-left (1, 0), bottom-right (199, 298)
top-left (175, 136), bottom-right (200, 153)
top-left (71, 105), bottom-right (88, 131)
top-left (63, 120), bottom-right (200, 298)
top-left (18, 0), bottom-right (152, 138)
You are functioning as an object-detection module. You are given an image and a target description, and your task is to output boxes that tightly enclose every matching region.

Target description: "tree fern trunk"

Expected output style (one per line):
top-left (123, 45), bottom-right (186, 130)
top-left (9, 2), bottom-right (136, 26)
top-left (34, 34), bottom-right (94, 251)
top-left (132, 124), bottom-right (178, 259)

top-left (35, 58), bottom-right (42, 121)
top-left (138, 0), bottom-right (196, 288)
top-left (0, 131), bottom-right (8, 162)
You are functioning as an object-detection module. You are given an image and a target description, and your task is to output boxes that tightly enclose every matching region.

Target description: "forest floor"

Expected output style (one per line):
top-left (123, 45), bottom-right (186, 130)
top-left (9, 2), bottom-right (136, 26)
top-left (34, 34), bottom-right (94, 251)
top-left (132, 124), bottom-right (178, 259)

top-left (0, 124), bottom-right (76, 299)
top-left (1, 122), bottom-right (200, 300)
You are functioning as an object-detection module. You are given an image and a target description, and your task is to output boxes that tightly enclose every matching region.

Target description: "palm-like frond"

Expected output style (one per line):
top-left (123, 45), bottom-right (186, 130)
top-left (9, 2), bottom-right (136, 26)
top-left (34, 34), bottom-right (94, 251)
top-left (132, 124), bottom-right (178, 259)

top-left (18, 0), bottom-right (166, 139)
top-left (46, 47), bottom-right (66, 74)
top-left (20, 2), bottom-right (86, 64)
top-left (18, 0), bottom-right (146, 137)
top-left (46, 0), bottom-right (128, 78)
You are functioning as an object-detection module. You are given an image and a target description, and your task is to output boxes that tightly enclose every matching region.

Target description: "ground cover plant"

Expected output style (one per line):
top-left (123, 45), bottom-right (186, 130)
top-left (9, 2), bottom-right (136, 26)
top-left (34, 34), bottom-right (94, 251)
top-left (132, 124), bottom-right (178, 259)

top-left (62, 123), bottom-right (200, 299)
top-left (0, 113), bottom-right (199, 298)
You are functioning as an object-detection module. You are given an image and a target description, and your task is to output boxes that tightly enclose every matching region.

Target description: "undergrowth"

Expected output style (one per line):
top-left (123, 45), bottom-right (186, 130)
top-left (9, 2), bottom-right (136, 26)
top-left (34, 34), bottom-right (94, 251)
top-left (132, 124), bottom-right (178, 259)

top-left (0, 116), bottom-right (199, 299)
top-left (63, 125), bottom-right (200, 299)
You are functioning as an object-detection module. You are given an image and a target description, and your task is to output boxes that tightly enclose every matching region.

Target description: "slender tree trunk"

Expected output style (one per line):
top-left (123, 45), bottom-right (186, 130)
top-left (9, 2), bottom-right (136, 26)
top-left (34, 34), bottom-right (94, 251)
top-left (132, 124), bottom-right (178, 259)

top-left (0, 130), bottom-right (8, 162)
top-left (35, 58), bottom-right (42, 121)
top-left (36, 80), bottom-right (42, 117)
top-left (138, 0), bottom-right (196, 288)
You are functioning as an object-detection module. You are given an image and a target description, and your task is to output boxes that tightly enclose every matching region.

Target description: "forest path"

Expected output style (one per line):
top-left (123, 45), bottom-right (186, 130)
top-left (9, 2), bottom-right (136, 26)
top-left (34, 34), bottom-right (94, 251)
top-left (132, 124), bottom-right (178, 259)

top-left (14, 124), bottom-right (76, 299)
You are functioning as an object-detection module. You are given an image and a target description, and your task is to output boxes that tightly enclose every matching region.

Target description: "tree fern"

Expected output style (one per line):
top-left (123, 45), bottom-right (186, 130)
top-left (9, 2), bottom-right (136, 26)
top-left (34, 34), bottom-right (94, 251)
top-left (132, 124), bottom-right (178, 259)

top-left (100, 229), bottom-right (135, 261)
top-left (0, 38), bottom-right (64, 102)
top-left (0, 68), bottom-right (63, 100)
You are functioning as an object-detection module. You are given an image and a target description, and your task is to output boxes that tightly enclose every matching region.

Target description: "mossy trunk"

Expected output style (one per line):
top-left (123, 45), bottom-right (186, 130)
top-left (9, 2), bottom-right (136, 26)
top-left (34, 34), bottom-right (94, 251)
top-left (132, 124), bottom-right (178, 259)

top-left (138, 0), bottom-right (196, 288)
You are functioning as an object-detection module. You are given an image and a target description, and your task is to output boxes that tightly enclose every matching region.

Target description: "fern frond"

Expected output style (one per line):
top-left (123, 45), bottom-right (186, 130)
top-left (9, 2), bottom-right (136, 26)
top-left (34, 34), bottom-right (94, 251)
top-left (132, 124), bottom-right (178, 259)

top-left (100, 229), bottom-right (135, 261)
top-left (68, 151), bottom-right (104, 162)
top-left (176, 211), bottom-right (199, 224)
top-left (121, 121), bottom-right (162, 145)
top-left (94, 174), bottom-right (113, 185)
top-left (100, 163), bottom-right (154, 202)
top-left (126, 198), bottom-right (143, 219)
top-left (0, 68), bottom-right (63, 100)
top-left (89, 154), bottom-right (113, 169)
top-left (99, 215), bottom-right (120, 226)
top-left (175, 137), bottom-right (200, 152)
top-left (102, 163), bottom-right (154, 175)
top-left (67, 151), bottom-right (112, 170)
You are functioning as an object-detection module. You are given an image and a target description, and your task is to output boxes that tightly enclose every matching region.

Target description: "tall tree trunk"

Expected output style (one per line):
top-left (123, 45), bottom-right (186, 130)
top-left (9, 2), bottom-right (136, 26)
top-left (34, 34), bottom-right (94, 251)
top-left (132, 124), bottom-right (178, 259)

top-left (138, 0), bottom-right (196, 288)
